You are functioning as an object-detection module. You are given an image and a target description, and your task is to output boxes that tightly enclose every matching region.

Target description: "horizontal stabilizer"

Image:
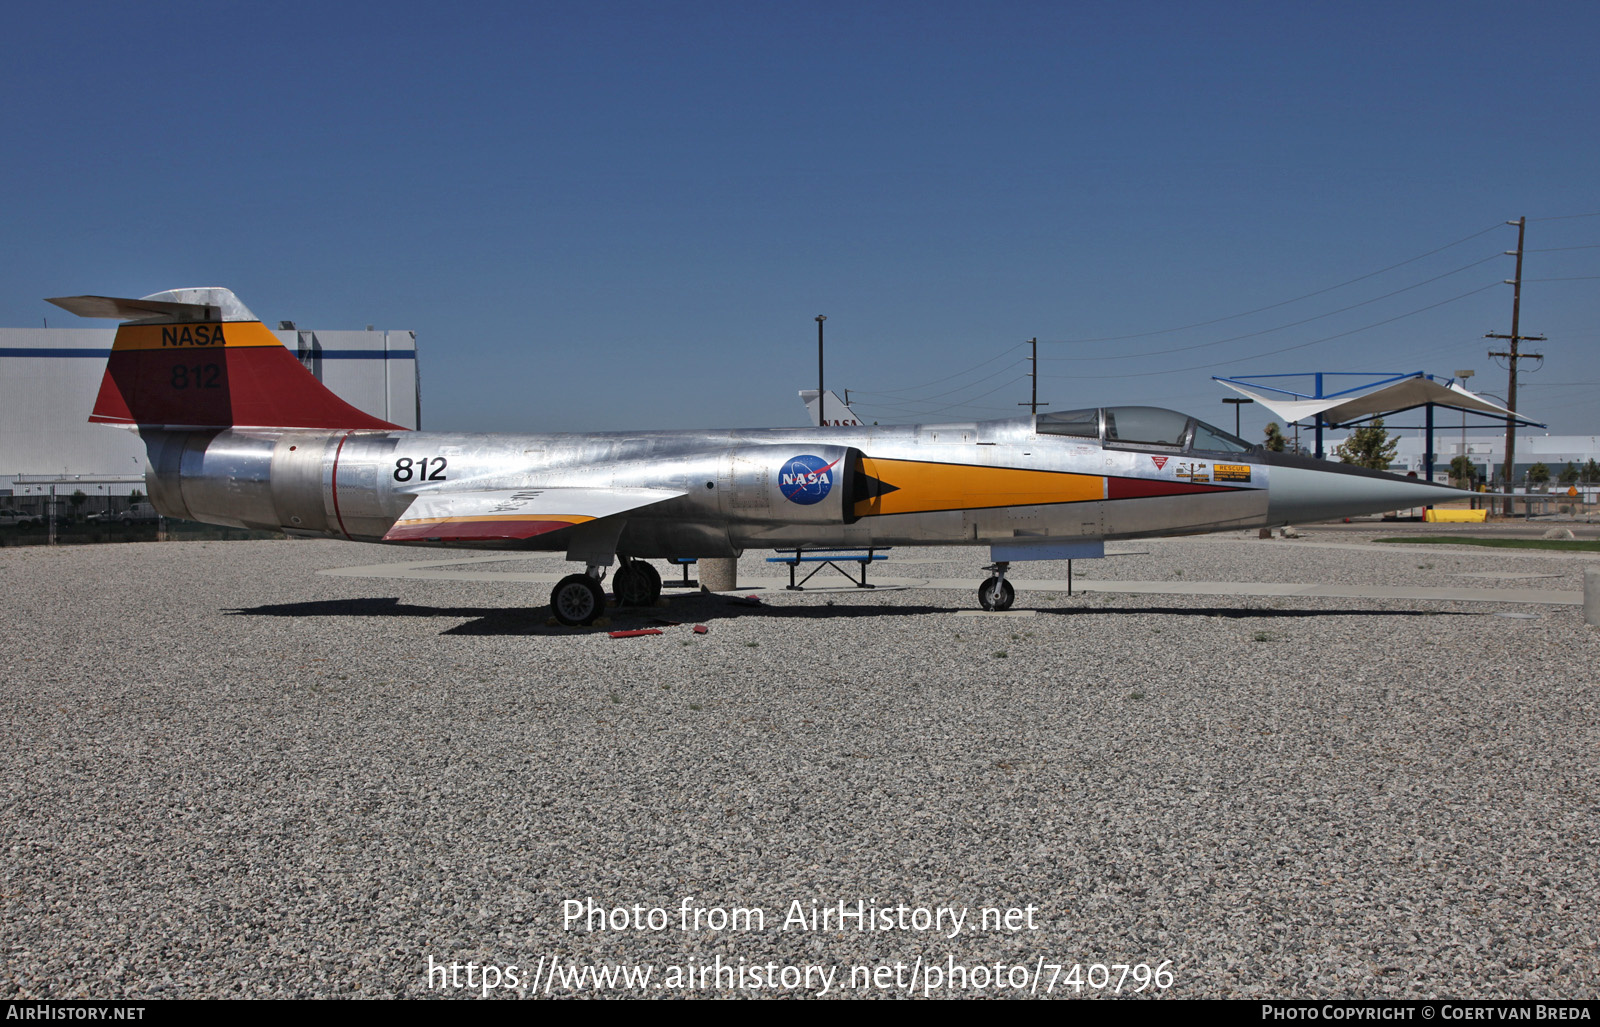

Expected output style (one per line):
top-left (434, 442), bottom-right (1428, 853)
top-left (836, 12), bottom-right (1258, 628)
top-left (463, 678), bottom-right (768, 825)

top-left (49, 294), bottom-right (219, 322)
top-left (50, 288), bottom-right (260, 324)
top-left (383, 487), bottom-right (686, 542)
top-left (57, 285), bottom-right (400, 431)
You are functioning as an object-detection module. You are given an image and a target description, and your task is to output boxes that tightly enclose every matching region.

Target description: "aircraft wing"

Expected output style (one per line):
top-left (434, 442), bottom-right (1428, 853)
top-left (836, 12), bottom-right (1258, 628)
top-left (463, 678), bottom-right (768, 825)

top-left (382, 486), bottom-right (686, 542)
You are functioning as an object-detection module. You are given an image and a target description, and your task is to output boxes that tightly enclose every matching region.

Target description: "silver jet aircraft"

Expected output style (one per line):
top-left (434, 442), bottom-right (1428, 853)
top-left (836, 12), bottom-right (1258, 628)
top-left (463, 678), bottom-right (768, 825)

top-left (53, 288), bottom-right (1461, 624)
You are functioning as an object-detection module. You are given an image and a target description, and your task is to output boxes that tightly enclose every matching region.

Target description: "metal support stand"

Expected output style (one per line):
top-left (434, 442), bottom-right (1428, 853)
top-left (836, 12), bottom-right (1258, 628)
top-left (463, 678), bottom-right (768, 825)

top-left (777, 548), bottom-right (884, 589)
top-left (666, 558), bottom-right (698, 588)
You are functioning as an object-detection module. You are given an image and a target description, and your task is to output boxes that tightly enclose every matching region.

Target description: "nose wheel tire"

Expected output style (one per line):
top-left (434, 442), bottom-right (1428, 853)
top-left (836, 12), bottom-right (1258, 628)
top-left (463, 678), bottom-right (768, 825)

top-left (977, 577), bottom-right (1015, 612)
top-left (613, 561), bottom-right (663, 607)
top-left (551, 574), bottom-right (606, 626)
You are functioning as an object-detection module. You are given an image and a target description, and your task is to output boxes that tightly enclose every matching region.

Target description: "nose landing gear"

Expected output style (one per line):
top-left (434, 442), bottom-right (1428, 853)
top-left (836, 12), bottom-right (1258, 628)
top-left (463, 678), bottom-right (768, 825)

top-left (977, 561), bottom-right (1015, 611)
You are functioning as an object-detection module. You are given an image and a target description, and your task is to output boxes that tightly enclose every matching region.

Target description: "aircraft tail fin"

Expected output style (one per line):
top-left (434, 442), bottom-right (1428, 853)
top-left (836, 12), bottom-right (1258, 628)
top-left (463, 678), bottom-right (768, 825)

top-left (51, 288), bottom-right (404, 431)
top-left (799, 389), bottom-right (865, 427)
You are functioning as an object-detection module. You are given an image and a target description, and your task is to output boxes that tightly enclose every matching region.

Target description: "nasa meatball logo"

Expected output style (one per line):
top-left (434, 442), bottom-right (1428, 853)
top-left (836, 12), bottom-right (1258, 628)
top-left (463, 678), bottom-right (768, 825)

top-left (779, 454), bottom-right (839, 505)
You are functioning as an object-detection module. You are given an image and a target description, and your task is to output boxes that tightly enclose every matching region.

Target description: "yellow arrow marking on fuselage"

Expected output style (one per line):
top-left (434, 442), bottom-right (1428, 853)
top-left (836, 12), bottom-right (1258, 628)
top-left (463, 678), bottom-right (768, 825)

top-left (855, 457), bottom-right (1105, 518)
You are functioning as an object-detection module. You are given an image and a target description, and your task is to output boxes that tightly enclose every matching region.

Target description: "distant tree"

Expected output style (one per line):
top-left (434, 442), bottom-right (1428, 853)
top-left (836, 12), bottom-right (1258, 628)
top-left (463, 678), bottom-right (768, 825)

top-left (1449, 455), bottom-right (1478, 488)
top-left (1528, 462), bottom-right (1551, 484)
top-left (1334, 418), bottom-right (1398, 471)
top-left (69, 489), bottom-right (87, 511)
top-left (1584, 459), bottom-right (1600, 484)
top-left (1559, 461), bottom-right (1580, 484)
top-left (1262, 422), bottom-right (1287, 452)
top-left (130, 488), bottom-right (144, 503)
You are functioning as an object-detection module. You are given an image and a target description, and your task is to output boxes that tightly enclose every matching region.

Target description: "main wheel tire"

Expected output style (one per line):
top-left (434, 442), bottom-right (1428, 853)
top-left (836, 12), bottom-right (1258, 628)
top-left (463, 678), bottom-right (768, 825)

top-left (551, 574), bottom-right (606, 626)
top-left (977, 577), bottom-right (1015, 612)
top-left (612, 563), bottom-right (657, 607)
top-left (635, 561), bottom-right (662, 604)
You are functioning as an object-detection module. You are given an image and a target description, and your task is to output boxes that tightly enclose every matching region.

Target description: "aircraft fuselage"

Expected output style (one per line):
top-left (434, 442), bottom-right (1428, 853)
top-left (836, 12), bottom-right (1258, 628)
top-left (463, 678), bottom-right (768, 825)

top-left (140, 414), bottom-right (1276, 559)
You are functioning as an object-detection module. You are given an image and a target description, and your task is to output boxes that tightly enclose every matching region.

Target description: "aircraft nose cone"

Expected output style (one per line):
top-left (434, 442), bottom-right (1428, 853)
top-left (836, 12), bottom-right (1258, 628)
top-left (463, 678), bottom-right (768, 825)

top-left (1266, 462), bottom-right (1466, 525)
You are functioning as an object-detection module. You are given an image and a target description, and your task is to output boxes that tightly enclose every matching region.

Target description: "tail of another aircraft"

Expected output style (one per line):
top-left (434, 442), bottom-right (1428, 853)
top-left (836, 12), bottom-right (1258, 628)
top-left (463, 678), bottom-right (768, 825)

top-left (800, 389), bottom-right (865, 427)
top-left (50, 287), bottom-right (403, 431)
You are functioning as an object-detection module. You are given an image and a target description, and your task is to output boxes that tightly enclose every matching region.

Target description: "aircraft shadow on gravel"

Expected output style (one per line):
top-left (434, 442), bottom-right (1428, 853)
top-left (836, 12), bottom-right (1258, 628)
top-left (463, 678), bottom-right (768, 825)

top-left (228, 594), bottom-right (956, 636)
top-left (228, 595), bottom-right (1476, 638)
top-left (1040, 605), bottom-right (1480, 619)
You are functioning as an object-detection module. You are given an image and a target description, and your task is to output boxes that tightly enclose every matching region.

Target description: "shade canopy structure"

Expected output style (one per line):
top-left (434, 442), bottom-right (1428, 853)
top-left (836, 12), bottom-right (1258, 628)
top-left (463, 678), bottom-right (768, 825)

top-left (1215, 375), bottom-right (1533, 428)
top-left (1212, 371), bottom-right (1546, 476)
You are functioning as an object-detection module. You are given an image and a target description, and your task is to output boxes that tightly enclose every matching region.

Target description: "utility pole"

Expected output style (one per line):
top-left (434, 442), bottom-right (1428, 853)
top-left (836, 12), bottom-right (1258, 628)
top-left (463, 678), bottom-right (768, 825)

top-left (815, 315), bottom-right (827, 426)
top-left (1485, 217), bottom-right (1545, 510)
top-left (1454, 369), bottom-right (1475, 475)
top-left (1017, 338), bottom-right (1048, 416)
top-left (1222, 396), bottom-right (1254, 438)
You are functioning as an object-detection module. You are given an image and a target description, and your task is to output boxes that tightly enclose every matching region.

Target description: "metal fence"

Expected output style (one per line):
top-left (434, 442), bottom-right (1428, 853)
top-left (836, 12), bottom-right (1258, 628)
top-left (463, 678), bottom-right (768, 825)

top-left (0, 495), bottom-right (283, 546)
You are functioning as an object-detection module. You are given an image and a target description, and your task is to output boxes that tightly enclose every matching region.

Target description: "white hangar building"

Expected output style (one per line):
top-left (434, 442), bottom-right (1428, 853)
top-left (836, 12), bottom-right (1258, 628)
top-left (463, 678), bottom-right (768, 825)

top-left (0, 325), bottom-right (418, 502)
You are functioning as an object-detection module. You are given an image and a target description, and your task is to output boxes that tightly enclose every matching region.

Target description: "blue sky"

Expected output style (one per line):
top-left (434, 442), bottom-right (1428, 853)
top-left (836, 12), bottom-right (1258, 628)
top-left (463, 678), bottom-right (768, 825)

top-left (3, 1), bottom-right (1596, 439)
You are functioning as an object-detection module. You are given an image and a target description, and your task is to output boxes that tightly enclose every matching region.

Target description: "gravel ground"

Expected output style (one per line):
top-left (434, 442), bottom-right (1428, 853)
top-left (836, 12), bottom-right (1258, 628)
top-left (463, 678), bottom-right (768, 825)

top-left (2, 533), bottom-right (1597, 999)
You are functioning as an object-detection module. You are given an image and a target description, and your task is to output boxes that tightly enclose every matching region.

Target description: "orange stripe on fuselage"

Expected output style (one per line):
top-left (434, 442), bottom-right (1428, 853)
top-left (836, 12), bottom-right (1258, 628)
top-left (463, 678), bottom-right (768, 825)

top-left (111, 321), bottom-right (285, 351)
top-left (855, 457), bottom-right (1105, 518)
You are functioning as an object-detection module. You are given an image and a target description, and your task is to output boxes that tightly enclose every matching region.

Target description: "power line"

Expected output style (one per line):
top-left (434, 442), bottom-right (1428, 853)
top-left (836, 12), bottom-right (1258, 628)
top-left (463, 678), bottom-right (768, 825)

top-left (853, 344), bottom-right (1026, 396)
top-left (857, 375), bottom-right (1029, 410)
top-left (1042, 282), bottom-right (1501, 381)
top-left (1040, 253), bottom-right (1503, 362)
top-left (851, 359), bottom-right (1028, 403)
top-left (852, 376), bottom-right (1031, 419)
top-left (1530, 211), bottom-right (1600, 221)
top-left (1047, 222), bottom-right (1504, 344)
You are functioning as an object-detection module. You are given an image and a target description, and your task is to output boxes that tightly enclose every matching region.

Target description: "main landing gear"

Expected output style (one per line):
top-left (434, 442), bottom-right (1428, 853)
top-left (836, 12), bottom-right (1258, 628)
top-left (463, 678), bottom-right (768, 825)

top-left (977, 561), bottom-right (1015, 612)
top-left (611, 558), bottom-right (663, 608)
top-left (550, 559), bottom-right (665, 626)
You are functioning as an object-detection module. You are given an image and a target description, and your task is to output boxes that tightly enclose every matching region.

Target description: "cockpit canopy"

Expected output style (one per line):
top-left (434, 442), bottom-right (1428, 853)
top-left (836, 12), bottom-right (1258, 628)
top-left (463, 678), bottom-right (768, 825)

top-left (1035, 406), bottom-right (1253, 454)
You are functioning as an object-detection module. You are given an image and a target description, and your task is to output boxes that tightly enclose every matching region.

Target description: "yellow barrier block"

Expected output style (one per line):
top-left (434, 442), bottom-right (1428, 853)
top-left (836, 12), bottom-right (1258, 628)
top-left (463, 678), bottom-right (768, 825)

top-left (1425, 509), bottom-right (1487, 523)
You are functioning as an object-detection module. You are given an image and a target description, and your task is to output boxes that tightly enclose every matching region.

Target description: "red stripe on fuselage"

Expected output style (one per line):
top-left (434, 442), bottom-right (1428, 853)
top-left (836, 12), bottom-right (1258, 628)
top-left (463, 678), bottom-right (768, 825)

top-left (331, 433), bottom-right (352, 540)
top-left (1106, 476), bottom-right (1240, 500)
